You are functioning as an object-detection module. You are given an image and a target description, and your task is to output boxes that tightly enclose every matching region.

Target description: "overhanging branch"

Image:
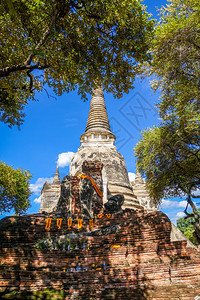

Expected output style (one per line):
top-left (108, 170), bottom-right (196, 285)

top-left (0, 63), bottom-right (49, 78)
top-left (0, 4), bottom-right (61, 78)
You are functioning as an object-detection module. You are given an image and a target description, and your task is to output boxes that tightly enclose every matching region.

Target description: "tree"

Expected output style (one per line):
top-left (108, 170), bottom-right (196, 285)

top-left (0, 0), bottom-right (154, 127)
top-left (135, 0), bottom-right (200, 240)
top-left (177, 210), bottom-right (200, 245)
top-left (134, 117), bottom-right (200, 241)
top-left (0, 161), bottom-right (32, 215)
top-left (148, 0), bottom-right (200, 121)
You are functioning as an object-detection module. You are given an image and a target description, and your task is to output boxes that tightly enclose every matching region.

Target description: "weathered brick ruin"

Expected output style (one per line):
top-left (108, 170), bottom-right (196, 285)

top-left (1, 208), bottom-right (200, 299)
top-left (0, 161), bottom-right (200, 299)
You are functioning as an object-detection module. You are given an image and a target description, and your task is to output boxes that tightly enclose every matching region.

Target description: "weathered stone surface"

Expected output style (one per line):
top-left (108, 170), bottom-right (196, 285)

top-left (71, 147), bottom-right (130, 188)
top-left (0, 210), bottom-right (200, 299)
top-left (79, 178), bottom-right (94, 218)
top-left (70, 146), bottom-right (143, 209)
top-left (55, 175), bottom-right (71, 215)
top-left (82, 160), bottom-right (104, 215)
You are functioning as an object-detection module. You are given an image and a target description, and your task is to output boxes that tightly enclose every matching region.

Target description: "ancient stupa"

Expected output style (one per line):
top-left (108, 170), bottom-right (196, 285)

top-left (39, 86), bottom-right (150, 213)
top-left (39, 165), bottom-right (61, 213)
top-left (131, 170), bottom-right (156, 211)
top-left (70, 86), bottom-right (143, 210)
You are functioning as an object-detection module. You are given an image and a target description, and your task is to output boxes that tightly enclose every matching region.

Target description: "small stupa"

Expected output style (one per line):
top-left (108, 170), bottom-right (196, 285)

top-left (131, 170), bottom-right (157, 212)
top-left (39, 165), bottom-right (61, 213)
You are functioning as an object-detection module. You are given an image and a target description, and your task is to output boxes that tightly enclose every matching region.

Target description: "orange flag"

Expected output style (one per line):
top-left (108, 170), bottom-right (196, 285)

top-left (45, 218), bottom-right (52, 231)
top-left (57, 218), bottom-right (63, 229)
top-left (76, 174), bottom-right (103, 198)
top-left (97, 213), bottom-right (104, 219)
top-left (106, 214), bottom-right (111, 218)
top-left (77, 219), bottom-right (83, 229)
top-left (67, 218), bottom-right (72, 229)
top-left (89, 219), bottom-right (93, 228)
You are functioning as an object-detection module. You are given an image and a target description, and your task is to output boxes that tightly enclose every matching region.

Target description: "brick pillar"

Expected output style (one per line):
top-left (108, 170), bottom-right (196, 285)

top-left (82, 160), bottom-right (103, 215)
top-left (70, 176), bottom-right (82, 216)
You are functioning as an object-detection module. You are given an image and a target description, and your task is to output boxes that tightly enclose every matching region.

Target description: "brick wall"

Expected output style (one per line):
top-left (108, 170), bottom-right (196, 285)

top-left (0, 209), bottom-right (200, 299)
top-left (82, 160), bottom-right (103, 215)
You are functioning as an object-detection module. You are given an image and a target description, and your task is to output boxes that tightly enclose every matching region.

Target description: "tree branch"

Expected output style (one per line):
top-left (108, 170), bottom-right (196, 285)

top-left (41, 87), bottom-right (56, 100)
top-left (184, 201), bottom-right (189, 216)
top-left (188, 39), bottom-right (200, 52)
top-left (27, 71), bottom-right (34, 93)
top-left (0, 63), bottom-right (49, 78)
top-left (186, 191), bottom-right (200, 223)
top-left (0, 5), bottom-right (60, 78)
top-left (24, 6), bottom-right (59, 66)
top-left (191, 194), bottom-right (200, 199)
top-left (184, 213), bottom-right (195, 219)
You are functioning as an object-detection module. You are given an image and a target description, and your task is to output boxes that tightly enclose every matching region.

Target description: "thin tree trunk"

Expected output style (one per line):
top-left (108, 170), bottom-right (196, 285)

top-left (187, 195), bottom-right (200, 243)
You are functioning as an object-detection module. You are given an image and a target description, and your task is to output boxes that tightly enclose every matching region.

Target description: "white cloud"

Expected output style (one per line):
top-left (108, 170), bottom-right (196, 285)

top-left (160, 199), bottom-right (187, 209)
top-left (169, 211), bottom-right (186, 225)
top-left (179, 200), bottom-right (188, 207)
top-left (57, 152), bottom-right (74, 167)
top-left (128, 172), bottom-right (136, 182)
top-left (34, 196), bottom-right (41, 204)
top-left (30, 177), bottom-right (53, 195)
top-left (176, 211), bottom-right (185, 218)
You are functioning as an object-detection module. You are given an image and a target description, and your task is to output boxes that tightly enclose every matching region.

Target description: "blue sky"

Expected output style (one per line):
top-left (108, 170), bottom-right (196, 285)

top-left (0, 0), bottom-right (193, 224)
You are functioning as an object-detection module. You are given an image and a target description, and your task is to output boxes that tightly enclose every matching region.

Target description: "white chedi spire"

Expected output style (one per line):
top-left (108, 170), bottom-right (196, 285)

top-left (53, 164), bottom-right (60, 184)
top-left (80, 86), bottom-right (115, 147)
top-left (85, 86), bottom-right (112, 134)
top-left (135, 170), bottom-right (144, 185)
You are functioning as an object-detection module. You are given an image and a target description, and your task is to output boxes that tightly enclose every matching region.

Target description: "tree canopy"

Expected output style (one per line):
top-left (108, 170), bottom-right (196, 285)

top-left (0, 161), bottom-right (32, 215)
top-left (148, 0), bottom-right (200, 121)
top-left (134, 117), bottom-right (200, 240)
top-left (134, 119), bottom-right (200, 204)
top-left (135, 0), bottom-right (200, 241)
top-left (0, 0), bottom-right (154, 127)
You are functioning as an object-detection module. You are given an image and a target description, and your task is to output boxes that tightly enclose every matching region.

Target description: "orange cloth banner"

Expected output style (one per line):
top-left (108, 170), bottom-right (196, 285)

top-left (76, 174), bottom-right (103, 198)
top-left (106, 214), bottom-right (111, 218)
top-left (111, 245), bottom-right (121, 248)
top-left (67, 218), bottom-right (72, 228)
top-left (97, 213), bottom-right (104, 219)
top-left (45, 218), bottom-right (52, 231)
top-left (57, 218), bottom-right (62, 229)
top-left (89, 219), bottom-right (93, 228)
top-left (77, 219), bottom-right (83, 229)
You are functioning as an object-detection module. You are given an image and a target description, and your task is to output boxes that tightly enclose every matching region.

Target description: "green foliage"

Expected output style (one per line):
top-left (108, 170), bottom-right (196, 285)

top-left (0, 161), bottom-right (32, 214)
top-left (148, 0), bottom-right (200, 122)
top-left (135, 0), bottom-right (200, 234)
top-left (0, 288), bottom-right (65, 299)
top-left (0, 0), bottom-right (154, 127)
top-left (0, 88), bottom-right (26, 128)
top-left (134, 118), bottom-right (200, 205)
top-left (177, 210), bottom-right (200, 245)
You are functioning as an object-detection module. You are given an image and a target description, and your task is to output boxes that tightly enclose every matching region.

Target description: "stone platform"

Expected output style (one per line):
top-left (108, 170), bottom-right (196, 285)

top-left (0, 209), bottom-right (200, 299)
